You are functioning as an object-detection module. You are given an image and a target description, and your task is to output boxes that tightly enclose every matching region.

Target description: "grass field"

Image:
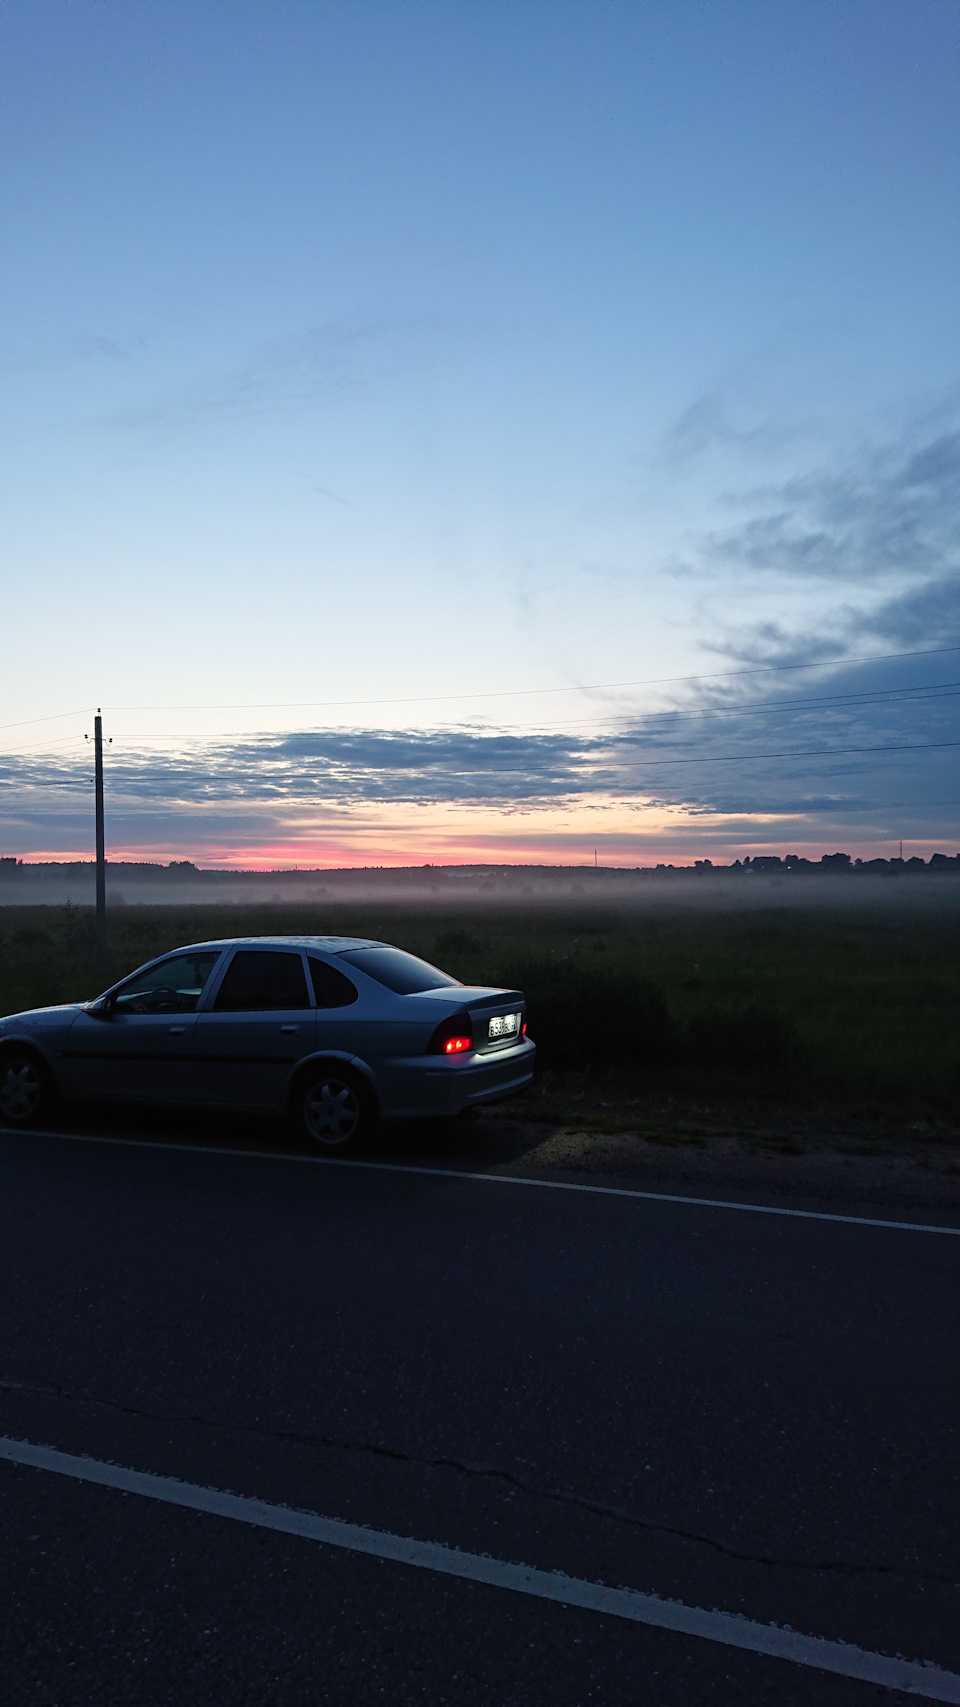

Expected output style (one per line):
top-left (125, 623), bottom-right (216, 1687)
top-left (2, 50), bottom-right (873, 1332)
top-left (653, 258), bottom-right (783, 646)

top-left (1, 893), bottom-right (958, 1123)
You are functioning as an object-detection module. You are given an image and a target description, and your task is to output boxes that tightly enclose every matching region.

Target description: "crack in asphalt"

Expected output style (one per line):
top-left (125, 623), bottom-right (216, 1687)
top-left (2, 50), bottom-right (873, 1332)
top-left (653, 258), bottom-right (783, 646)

top-left (2, 1374), bottom-right (955, 1589)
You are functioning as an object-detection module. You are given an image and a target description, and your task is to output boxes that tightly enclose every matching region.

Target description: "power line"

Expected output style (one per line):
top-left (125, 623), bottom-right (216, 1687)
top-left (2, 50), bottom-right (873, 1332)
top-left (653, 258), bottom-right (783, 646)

top-left (341, 739), bottom-right (960, 776)
top-left (4, 679), bottom-right (957, 757)
top-left (5, 736), bottom-right (958, 782)
top-left (619, 739), bottom-right (960, 769)
top-left (84, 644), bottom-right (960, 716)
top-left (491, 685), bottom-right (960, 736)
top-left (0, 708), bottom-right (94, 735)
top-left (0, 734), bottom-right (96, 758)
top-left (2, 645), bottom-right (958, 736)
top-left (805, 799), bottom-right (960, 813)
top-left (389, 682), bottom-right (960, 737)
top-left (108, 645), bottom-right (956, 713)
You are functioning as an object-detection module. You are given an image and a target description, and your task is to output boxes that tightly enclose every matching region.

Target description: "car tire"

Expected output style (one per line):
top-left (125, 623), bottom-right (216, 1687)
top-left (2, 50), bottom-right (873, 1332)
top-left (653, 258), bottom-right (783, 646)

top-left (294, 1065), bottom-right (376, 1155)
top-left (0, 1050), bottom-right (55, 1128)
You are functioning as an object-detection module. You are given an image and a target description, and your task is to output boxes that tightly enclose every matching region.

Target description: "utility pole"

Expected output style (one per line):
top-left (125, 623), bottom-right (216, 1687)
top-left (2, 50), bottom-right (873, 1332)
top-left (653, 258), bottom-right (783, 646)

top-left (93, 710), bottom-right (106, 973)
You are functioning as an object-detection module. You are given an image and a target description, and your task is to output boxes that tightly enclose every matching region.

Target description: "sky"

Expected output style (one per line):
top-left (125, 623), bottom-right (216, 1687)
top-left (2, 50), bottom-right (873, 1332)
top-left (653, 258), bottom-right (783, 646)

top-left (2, 0), bottom-right (958, 868)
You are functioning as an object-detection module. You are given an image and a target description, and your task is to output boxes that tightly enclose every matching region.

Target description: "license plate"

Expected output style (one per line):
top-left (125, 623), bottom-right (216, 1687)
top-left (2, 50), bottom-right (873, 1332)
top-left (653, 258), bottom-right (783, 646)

top-left (488, 1013), bottom-right (520, 1040)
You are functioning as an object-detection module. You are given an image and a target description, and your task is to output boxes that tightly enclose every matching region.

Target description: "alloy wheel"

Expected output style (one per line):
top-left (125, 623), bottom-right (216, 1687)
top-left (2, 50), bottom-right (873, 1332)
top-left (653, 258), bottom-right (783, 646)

top-left (0, 1060), bottom-right (44, 1123)
top-left (302, 1077), bottom-right (362, 1147)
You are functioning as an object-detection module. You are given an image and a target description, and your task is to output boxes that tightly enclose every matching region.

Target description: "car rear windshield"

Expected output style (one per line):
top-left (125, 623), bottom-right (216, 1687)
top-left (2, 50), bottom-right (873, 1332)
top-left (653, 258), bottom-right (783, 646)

top-left (337, 946), bottom-right (460, 995)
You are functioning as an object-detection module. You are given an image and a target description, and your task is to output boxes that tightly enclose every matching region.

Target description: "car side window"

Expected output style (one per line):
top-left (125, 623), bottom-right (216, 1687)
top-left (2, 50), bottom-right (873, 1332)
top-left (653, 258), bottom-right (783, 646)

top-left (308, 956), bottom-right (359, 1009)
top-left (113, 952), bottom-right (221, 1016)
top-left (213, 950), bottom-right (309, 1012)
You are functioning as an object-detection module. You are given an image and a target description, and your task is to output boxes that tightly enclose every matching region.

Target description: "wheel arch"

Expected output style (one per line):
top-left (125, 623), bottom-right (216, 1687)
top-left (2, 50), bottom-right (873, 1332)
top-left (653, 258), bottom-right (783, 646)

top-left (0, 1036), bottom-right (61, 1088)
top-left (0, 1038), bottom-right (61, 1124)
top-left (284, 1050), bottom-right (380, 1116)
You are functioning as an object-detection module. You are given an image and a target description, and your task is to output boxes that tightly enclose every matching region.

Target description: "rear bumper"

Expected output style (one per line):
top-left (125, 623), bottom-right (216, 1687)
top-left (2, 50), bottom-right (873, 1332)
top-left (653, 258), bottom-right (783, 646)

top-left (376, 1039), bottom-right (536, 1119)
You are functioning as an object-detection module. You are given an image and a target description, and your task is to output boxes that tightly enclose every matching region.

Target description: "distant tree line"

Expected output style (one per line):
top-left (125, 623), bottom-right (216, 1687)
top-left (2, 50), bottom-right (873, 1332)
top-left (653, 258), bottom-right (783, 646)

top-left (688, 852), bottom-right (960, 874)
top-left (0, 852), bottom-right (958, 885)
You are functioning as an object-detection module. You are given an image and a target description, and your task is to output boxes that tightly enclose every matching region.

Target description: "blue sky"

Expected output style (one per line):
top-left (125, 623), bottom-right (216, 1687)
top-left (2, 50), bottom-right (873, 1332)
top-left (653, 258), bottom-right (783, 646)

top-left (2, 0), bottom-right (958, 865)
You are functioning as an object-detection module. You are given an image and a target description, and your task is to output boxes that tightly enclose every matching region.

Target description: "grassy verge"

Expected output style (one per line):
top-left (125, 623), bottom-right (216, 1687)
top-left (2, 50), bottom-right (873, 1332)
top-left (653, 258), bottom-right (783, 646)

top-left (0, 897), bottom-right (958, 1125)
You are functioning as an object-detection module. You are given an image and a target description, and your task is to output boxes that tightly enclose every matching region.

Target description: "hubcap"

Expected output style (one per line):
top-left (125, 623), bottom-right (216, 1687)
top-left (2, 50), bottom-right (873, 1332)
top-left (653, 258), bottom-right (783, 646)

top-left (0, 1061), bottom-right (42, 1121)
top-left (302, 1078), bottom-right (361, 1146)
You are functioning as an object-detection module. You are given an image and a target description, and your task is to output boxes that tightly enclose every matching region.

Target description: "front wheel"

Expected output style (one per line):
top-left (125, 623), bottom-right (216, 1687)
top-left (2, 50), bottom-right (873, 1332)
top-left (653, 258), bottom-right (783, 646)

top-left (294, 1066), bottom-right (376, 1155)
top-left (0, 1051), bottom-right (54, 1128)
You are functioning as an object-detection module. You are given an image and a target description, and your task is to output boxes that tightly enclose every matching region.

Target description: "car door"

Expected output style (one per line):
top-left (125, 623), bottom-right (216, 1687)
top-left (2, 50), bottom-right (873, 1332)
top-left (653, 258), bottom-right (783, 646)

top-left (193, 947), bottom-right (315, 1108)
top-left (63, 949), bottom-right (223, 1104)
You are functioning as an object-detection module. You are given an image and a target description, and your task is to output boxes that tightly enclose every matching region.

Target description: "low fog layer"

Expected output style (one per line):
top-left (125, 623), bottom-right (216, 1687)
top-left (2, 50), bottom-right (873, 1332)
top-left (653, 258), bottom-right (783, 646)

top-left (1, 858), bottom-right (958, 915)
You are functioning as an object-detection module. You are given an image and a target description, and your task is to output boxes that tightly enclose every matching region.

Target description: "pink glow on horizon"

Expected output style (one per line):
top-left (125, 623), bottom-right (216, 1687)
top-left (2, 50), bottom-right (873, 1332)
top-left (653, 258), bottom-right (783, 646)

top-left (10, 833), bottom-right (955, 869)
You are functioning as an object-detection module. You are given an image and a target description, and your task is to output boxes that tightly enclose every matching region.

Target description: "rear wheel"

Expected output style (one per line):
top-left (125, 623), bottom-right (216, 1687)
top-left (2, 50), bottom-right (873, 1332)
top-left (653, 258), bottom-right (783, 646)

top-left (0, 1051), bottom-right (54, 1128)
top-left (294, 1066), bottom-right (375, 1155)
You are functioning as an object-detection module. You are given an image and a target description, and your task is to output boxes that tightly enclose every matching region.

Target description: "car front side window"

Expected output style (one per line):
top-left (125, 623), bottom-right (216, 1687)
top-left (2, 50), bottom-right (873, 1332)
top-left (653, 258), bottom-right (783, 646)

top-left (112, 952), bottom-right (221, 1016)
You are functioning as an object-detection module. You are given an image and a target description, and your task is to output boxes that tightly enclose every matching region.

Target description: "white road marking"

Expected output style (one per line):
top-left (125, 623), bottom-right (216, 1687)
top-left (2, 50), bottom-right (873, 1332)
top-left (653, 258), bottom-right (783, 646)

top-left (1, 1435), bottom-right (957, 1700)
top-left (12, 1127), bottom-right (960, 1236)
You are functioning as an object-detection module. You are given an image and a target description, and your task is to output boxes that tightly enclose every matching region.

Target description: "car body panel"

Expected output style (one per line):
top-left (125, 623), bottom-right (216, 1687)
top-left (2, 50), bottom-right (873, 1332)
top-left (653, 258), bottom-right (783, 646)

top-left (0, 936), bottom-right (536, 1124)
top-left (374, 1040), bottom-right (536, 1118)
top-left (193, 1008), bottom-right (317, 1107)
top-left (62, 1008), bottom-right (199, 1103)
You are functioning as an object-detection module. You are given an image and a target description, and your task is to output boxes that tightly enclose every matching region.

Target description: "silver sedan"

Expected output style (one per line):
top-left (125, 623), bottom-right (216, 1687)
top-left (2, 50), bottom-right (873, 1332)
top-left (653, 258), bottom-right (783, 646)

top-left (0, 936), bottom-right (536, 1153)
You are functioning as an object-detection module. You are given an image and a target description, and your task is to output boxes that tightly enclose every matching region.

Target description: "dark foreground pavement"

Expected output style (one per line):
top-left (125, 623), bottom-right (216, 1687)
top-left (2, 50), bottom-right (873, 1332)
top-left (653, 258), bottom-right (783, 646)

top-left (0, 1125), bottom-right (958, 1705)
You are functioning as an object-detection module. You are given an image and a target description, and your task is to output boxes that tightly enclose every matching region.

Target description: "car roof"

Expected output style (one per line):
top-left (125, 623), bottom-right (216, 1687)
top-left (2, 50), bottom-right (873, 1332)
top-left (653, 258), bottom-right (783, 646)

top-left (171, 936), bottom-right (383, 954)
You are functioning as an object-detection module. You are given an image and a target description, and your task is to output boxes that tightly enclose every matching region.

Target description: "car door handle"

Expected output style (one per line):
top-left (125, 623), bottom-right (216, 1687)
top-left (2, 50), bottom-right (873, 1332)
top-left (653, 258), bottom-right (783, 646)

top-left (168, 1026), bottom-right (186, 1036)
top-left (279, 1024), bottom-right (299, 1034)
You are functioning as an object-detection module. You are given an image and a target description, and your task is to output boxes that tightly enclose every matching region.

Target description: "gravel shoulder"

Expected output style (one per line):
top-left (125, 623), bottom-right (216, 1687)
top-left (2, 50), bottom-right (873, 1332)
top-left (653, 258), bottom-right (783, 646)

top-left (447, 1100), bottom-right (960, 1213)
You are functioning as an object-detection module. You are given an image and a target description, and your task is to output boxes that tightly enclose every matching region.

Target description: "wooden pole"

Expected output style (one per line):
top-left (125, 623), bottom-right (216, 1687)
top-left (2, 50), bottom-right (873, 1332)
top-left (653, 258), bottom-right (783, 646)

top-left (94, 710), bottom-right (106, 973)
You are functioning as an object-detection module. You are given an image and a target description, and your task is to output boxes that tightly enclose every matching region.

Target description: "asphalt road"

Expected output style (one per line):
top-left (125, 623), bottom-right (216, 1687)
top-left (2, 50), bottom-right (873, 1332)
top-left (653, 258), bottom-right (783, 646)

top-left (1, 1125), bottom-right (958, 1706)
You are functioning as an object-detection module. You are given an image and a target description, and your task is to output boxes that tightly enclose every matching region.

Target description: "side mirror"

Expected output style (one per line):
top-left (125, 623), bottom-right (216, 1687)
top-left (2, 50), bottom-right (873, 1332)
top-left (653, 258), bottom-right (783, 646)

top-left (92, 995), bottom-right (116, 1019)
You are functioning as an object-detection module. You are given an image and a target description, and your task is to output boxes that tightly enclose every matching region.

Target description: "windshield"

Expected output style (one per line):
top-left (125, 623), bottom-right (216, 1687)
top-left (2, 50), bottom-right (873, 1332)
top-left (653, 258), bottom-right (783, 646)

top-left (337, 945), bottom-right (460, 995)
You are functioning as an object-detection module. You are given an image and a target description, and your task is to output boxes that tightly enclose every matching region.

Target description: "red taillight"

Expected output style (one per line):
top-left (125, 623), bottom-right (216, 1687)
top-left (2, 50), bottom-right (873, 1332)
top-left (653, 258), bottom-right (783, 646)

top-left (521, 1021), bottom-right (527, 1036)
top-left (427, 1015), bottom-right (474, 1056)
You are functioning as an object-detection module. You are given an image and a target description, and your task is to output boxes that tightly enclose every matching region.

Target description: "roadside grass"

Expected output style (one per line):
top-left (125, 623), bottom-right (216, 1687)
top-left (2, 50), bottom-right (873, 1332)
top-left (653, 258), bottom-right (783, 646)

top-left (0, 897), bottom-right (958, 1126)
